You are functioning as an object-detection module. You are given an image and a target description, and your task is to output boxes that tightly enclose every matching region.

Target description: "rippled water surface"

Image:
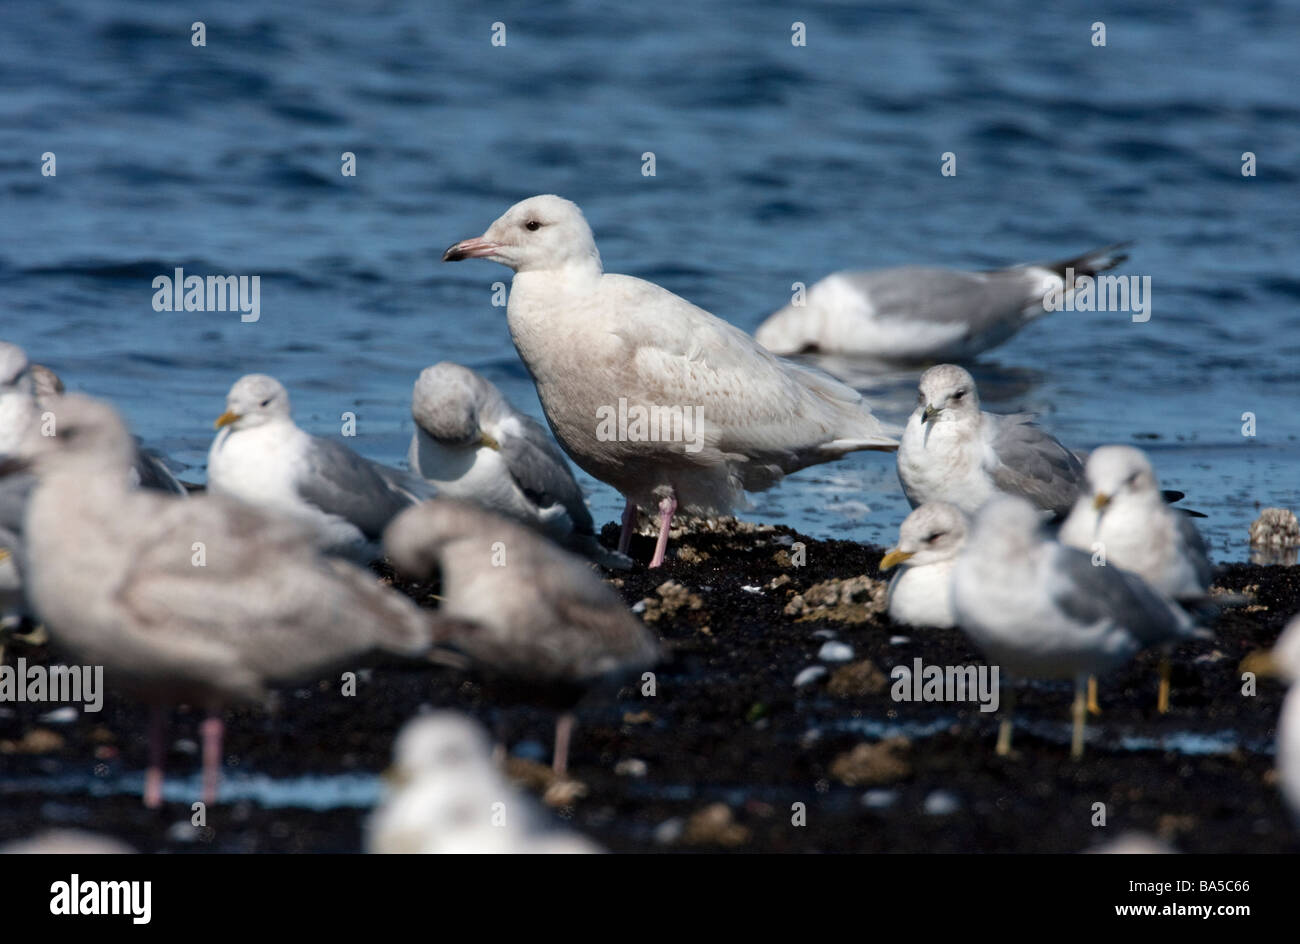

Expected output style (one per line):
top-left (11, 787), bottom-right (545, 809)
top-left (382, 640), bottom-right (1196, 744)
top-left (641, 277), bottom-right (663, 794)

top-left (2, 0), bottom-right (1298, 555)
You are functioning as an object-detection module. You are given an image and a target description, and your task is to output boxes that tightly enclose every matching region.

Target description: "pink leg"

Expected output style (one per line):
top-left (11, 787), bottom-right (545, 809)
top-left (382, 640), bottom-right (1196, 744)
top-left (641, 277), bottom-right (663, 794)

top-left (617, 498), bottom-right (637, 554)
top-left (144, 704), bottom-right (167, 809)
top-left (552, 712), bottom-right (576, 778)
top-left (648, 495), bottom-right (676, 569)
top-left (200, 711), bottom-right (224, 807)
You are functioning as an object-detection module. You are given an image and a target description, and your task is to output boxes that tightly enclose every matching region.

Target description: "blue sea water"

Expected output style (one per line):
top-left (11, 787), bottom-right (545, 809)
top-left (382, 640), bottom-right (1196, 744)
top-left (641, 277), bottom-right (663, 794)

top-left (2, 0), bottom-right (1297, 555)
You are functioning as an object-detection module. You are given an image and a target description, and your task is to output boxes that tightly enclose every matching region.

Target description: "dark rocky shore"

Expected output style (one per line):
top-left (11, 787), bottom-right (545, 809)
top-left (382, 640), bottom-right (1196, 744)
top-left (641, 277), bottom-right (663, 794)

top-left (1, 519), bottom-right (1297, 854)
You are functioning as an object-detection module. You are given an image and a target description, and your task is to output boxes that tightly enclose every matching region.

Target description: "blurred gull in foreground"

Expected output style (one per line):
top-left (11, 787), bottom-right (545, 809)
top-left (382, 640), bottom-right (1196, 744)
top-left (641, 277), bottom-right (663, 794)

top-left (208, 373), bottom-right (436, 561)
top-left (898, 364), bottom-right (1083, 518)
top-left (1060, 445), bottom-right (1215, 712)
top-left (14, 395), bottom-right (439, 808)
top-left (385, 499), bottom-right (661, 775)
top-left (1241, 614), bottom-right (1300, 825)
top-left (442, 195), bottom-right (898, 568)
top-left (408, 362), bottom-right (627, 567)
top-left (754, 243), bottom-right (1130, 361)
top-left (952, 496), bottom-right (1207, 758)
top-left (1, 830), bottom-right (135, 854)
top-left (879, 502), bottom-right (967, 629)
top-left (367, 712), bottom-right (600, 854)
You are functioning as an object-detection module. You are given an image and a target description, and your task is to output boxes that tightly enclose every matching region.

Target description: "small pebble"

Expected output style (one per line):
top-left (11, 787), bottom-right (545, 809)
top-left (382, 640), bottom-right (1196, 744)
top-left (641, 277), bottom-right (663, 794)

top-left (654, 817), bottom-right (685, 845)
top-left (615, 758), bottom-right (648, 778)
top-left (37, 706), bottom-right (78, 724)
top-left (924, 790), bottom-right (961, 816)
top-left (167, 821), bottom-right (203, 843)
top-left (741, 585), bottom-right (762, 594)
top-left (889, 635), bottom-right (911, 646)
top-left (861, 789), bottom-right (898, 810)
top-left (793, 665), bottom-right (828, 688)
top-left (818, 641), bottom-right (854, 663)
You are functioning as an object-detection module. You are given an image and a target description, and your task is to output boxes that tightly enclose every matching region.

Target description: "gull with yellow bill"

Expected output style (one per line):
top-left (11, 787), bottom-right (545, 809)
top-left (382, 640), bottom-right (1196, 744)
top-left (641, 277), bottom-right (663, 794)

top-left (207, 373), bottom-right (436, 561)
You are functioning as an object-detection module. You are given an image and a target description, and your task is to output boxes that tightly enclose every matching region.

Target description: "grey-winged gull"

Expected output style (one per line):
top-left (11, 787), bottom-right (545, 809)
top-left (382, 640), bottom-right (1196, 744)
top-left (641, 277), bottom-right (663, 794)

top-left (11, 394), bottom-right (439, 808)
top-left (442, 195), bottom-right (898, 568)
top-left (384, 498), bottom-right (661, 775)
top-left (408, 362), bottom-right (627, 567)
top-left (1241, 614), bottom-right (1300, 825)
top-left (367, 712), bottom-right (601, 853)
top-left (952, 495), bottom-right (1206, 758)
top-left (879, 502), bottom-right (967, 629)
top-left (898, 364), bottom-right (1083, 517)
top-left (208, 373), bottom-right (436, 561)
top-left (1059, 445), bottom-right (1215, 712)
top-left (754, 243), bottom-right (1130, 361)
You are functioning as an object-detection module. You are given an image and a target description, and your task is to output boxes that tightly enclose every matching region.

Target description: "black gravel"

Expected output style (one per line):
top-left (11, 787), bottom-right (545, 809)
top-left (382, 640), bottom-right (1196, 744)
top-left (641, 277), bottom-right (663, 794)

top-left (1, 520), bottom-right (1296, 853)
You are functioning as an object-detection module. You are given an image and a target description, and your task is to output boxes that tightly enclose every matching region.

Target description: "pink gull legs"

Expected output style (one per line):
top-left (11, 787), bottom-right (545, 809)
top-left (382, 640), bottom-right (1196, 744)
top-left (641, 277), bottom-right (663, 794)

top-left (201, 711), bottom-right (224, 807)
top-left (618, 498), bottom-right (637, 555)
top-left (648, 495), bottom-right (677, 569)
top-left (553, 711), bottom-right (576, 777)
top-left (144, 704), bottom-right (166, 809)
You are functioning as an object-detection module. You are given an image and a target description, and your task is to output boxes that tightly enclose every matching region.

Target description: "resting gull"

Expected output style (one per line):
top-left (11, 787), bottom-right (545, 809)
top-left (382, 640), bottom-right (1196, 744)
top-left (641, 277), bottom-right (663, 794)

top-left (208, 373), bottom-right (436, 561)
top-left (897, 364), bottom-right (1083, 517)
top-left (754, 243), bottom-right (1130, 361)
top-left (952, 495), bottom-right (1206, 758)
top-left (384, 498), bottom-right (661, 775)
top-left (10, 394), bottom-right (439, 807)
top-left (879, 502), bottom-right (967, 629)
top-left (1060, 445), bottom-right (1215, 712)
top-left (408, 362), bottom-right (626, 567)
top-left (442, 195), bottom-right (898, 568)
top-left (367, 712), bottom-right (601, 854)
top-left (1241, 614), bottom-right (1300, 825)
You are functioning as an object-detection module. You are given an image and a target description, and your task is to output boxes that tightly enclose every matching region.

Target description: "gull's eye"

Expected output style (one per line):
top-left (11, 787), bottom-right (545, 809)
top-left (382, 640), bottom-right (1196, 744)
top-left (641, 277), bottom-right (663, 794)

top-left (951, 390), bottom-right (966, 401)
top-left (525, 220), bottom-right (541, 232)
top-left (926, 532), bottom-right (941, 543)
top-left (260, 398), bottom-right (272, 408)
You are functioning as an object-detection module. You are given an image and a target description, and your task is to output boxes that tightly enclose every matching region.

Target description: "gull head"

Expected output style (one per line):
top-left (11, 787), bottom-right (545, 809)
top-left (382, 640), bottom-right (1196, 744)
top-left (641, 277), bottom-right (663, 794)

top-left (1084, 445), bottom-right (1160, 512)
top-left (412, 363), bottom-right (490, 449)
top-left (442, 194), bottom-right (602, 275)
top-left (916, 364), bottom-right (980, 424)
top-left (388, 712), bottom-right (495, 785)
top-left (8, 393), bottom-right (136, 477)
top-left (214, 374), bottom-right (292, 431)
top-left (0, 343), bottom-right (33, 398)
top-left (880, 502), bottom-right (968, 571)
top-left (384, 499), bottom-right (487, 577)
top-left (1241, 613), bottom-right (1300, 684)
top-left (966, 494), bottom-right (1045, 558)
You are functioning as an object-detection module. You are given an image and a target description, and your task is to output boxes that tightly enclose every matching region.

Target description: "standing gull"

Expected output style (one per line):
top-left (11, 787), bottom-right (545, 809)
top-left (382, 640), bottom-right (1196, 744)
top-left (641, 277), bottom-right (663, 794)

top-left (952, 496), bottom-right (1206, 758)
top-left (408, 362), bottom-right (626, 566)
top-left (208, 373), bottom-right (436, 561)
top-left (367, 712), bottom-right (601, 854)
top-left (879, 502), bottom-right (967, 629)
top-left (754, 243), bottom-right (1130, 361)
top-left (898, 364), bottom-right (1083, 517)
top-left (442, 195), bottom-right (898, 568)
top-left (11, 395), bottom-right (438, 808)
top-left (1241, 615), bottom-right (1300, 825)
top-left (1060, 445), bottom-right (1214, 712)
top-left (384, 499), bottom-right (661, 775)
